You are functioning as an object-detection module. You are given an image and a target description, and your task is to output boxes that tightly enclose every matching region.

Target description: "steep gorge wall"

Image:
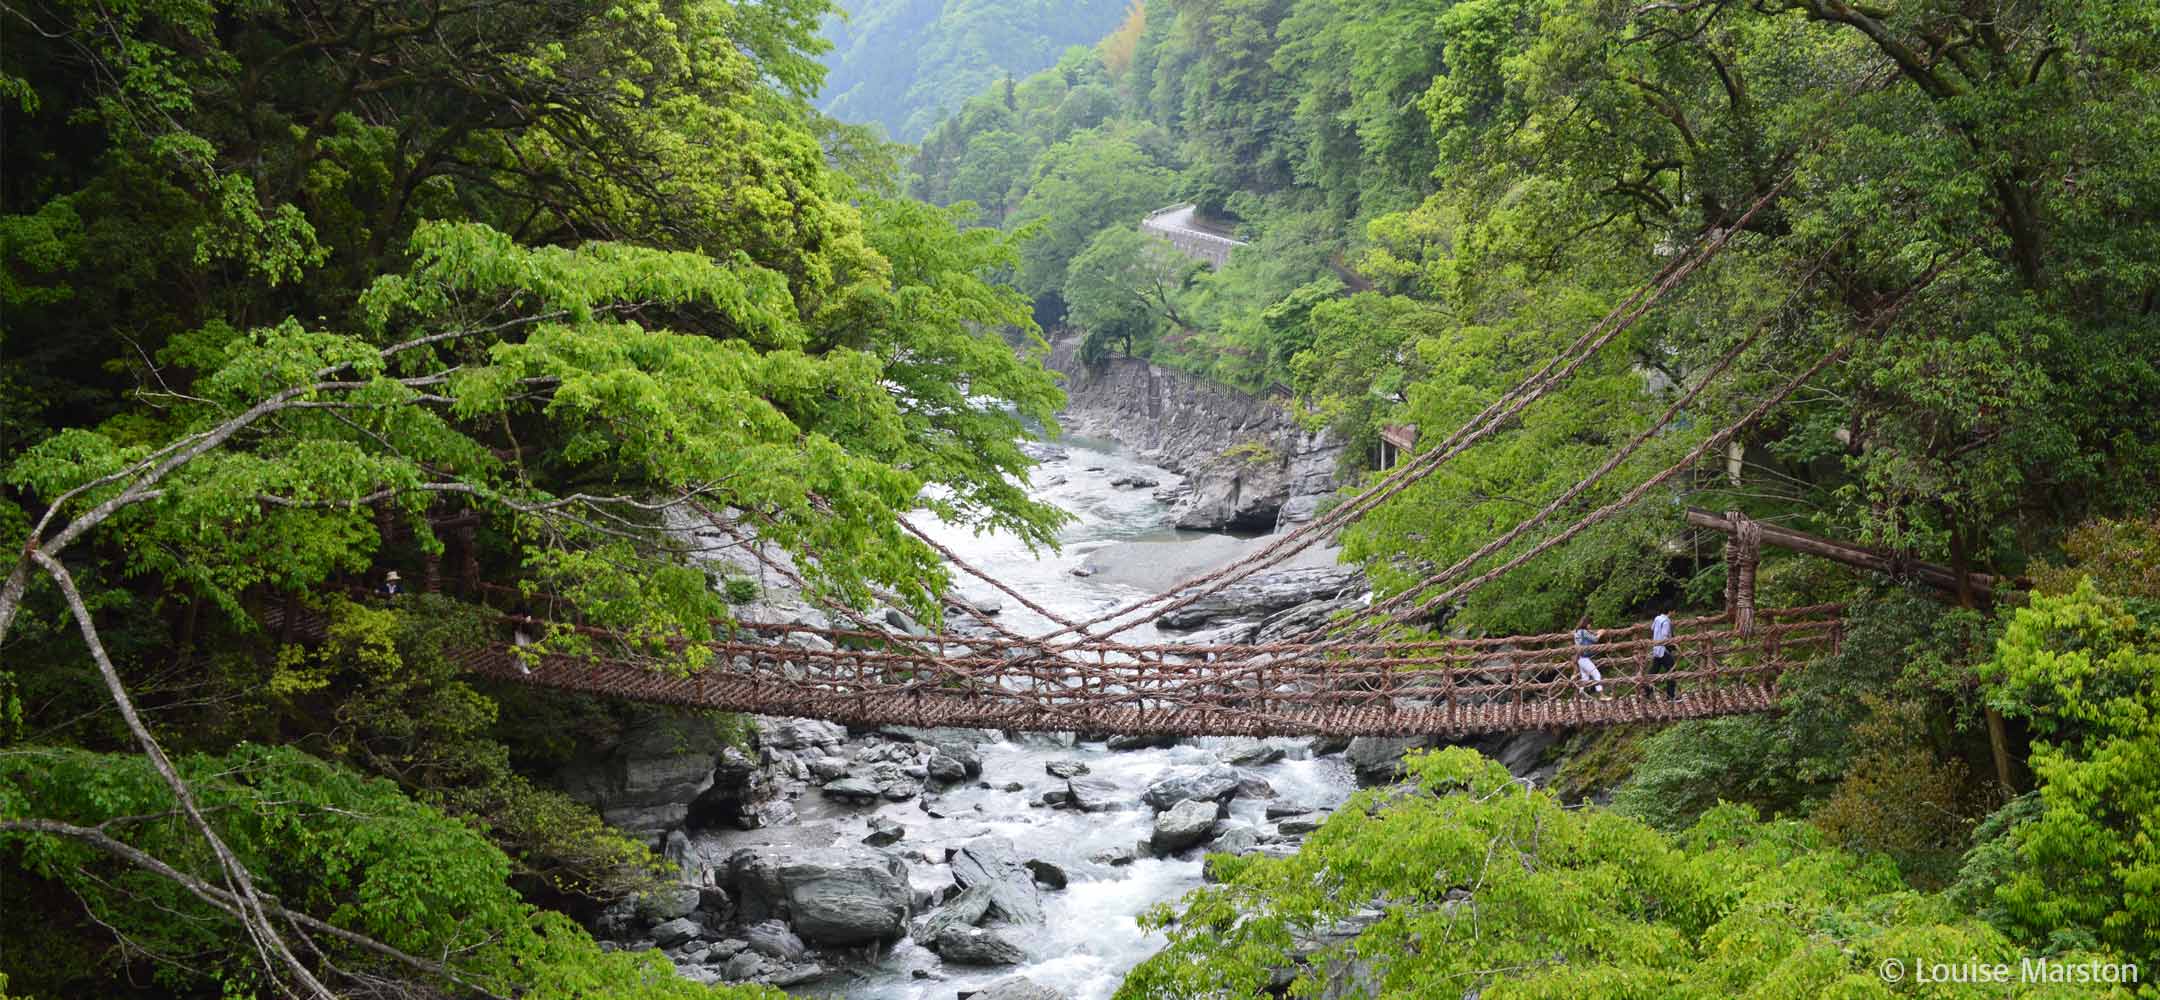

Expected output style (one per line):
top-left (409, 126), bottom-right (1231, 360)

top-left (1048, 337), bottom-right (1343, 532)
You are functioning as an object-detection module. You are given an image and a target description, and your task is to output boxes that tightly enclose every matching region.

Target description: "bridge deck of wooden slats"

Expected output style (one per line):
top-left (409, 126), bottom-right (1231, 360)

top-left (266, 600), bottom-right (1841, 737)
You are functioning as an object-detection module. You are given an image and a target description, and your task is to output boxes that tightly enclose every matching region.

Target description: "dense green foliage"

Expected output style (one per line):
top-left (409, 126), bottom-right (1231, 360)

top-left (897, 0), bottom-right (2160, 988)
top-left (2, 744), bottom-right (781, 1000)
top-left (4, 0), bottom-right (2156, 992)
top-left (817, 0), bottom-right (1135, 141)
top-left (911, 0), bottom-right (2160, 630)
top-left (1981, 579), bottom-right (2160, 957)
top-left (2, 0), bottom-right (1064, 994)
top-left (1124, 749), bottom-right (2134, 999)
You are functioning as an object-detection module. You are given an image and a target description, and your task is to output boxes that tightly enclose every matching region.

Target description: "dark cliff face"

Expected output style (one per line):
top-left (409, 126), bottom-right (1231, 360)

top-left (1046, 337), bottom-right (1342, 532)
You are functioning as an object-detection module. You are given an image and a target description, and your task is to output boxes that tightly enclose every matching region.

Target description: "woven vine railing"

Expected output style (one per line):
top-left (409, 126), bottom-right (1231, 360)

top-left (263, 599), bottom-right (1843, 738)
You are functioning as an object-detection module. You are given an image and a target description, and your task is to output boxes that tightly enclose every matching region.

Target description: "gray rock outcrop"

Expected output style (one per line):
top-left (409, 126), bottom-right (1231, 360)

top-left (1155, 566), bottom-right (1364, 631)
top-left (1065, 777), bottom-right (1122, 812)
top-left (634, 884), bottom-right (702, 923)
top-left (1048, 339), bottom-right (1342, 533)
top-left (723, 844), bottom-right (911, 946)
top-left (1151, 798), bottom-right (1218, 851)
top-left (967, 976), bottom-right (1069, 1000)
top-left (743, 920), bottom-right (806, 961)
top-left (555, 710), bottom-right (735, 842)
top-left (1345, 735), bottom-right (1433, 785)
top-left (1141, 765), bottom-right (1242, 810)
top-left (931, 925), bottom-right (1027, 966)
top-left (948, 837), bottom-right (1044, 925)
top-left (1041, 341), bottom-right (1330, 535)
top-left (651, 916), bottom-right (704, 947)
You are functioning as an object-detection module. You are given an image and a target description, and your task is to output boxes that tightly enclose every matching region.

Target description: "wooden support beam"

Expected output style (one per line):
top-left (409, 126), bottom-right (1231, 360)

top-left (1685, 509), bottom-right (2015, 595)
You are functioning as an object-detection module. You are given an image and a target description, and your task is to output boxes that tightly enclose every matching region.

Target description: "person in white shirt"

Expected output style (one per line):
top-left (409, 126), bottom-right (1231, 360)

top-left (513, 626), bottom-right (535, 675)
top-left (1573, 619), bottom-right (1608, 699)
top-left (1650, 610), bottom-right (1676, 700)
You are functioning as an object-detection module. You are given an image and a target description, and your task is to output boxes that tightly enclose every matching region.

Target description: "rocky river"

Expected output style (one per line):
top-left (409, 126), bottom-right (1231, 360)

top-left (574, 406), bottom-right (1555, 998)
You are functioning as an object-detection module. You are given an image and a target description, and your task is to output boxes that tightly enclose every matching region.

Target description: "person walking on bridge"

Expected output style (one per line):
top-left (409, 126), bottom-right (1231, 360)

top-left (1573, 618), bottom-right (1608, 700)
top-left (1650, 609), bottom-right (1676, 701)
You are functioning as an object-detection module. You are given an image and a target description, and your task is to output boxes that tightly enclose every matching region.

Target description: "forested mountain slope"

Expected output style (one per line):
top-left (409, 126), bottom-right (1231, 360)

top-left (817, 0), bottom-right (1136, 141)
top-left (909, 0), bottom-right (2160, 634)
top-left (2, 0), bottom-right (2157, 995)
top-left (905, 0), bottom-right (2160, 984)
top-left (0, 0), bottom-right (1057, 995)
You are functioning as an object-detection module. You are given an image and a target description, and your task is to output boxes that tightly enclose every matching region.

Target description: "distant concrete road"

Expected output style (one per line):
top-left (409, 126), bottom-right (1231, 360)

top-left (1141, 203), bottom-right (1247, 268)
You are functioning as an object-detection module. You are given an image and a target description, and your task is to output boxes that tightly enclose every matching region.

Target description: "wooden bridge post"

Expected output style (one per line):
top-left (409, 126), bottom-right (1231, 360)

top-left (1724, 511), bottom-right (1761, 634)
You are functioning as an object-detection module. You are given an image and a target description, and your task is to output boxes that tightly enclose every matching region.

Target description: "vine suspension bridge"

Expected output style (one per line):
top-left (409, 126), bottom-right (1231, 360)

top-left (270, 184), bottom-right (1966, 739)
top-left (265, 585), bottom-right (1845, 739)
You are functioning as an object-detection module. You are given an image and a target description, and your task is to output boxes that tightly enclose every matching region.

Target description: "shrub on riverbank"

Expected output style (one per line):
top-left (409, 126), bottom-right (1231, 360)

top-left (1121, 747), bottom-right (2135, 1000)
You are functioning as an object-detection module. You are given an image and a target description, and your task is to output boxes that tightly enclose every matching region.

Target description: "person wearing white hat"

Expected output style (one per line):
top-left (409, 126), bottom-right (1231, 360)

top-left (379, 570), bottom-right (402, 598)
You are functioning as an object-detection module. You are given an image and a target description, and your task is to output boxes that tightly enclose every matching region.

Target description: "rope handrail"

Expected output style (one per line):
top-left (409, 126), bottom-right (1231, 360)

top-left (266, 590), bottom-right (1843, 737)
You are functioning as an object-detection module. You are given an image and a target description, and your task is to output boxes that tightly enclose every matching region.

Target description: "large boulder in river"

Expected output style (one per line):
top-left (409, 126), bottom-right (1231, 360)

top-left (650, 916), bottom-right (704, 948)
top-left (1276, 812), bottom-right (1328, 836)
top-left (914, 883), bottom-right (995, 941)
top-left (1065, 777), bottom-right (1121, 812)
top-left (948, 837), bottom-right (1044, 925)
top-left (758, 717), bottom-right (847, 750)
top-left (926, 752), bottom-right (970, 783)
top-left (553, 709), bottom-right (730, 841)
top-left (1345, 735), bottom-right (1434, 785)
top-left (1141, 765), bottom-right (1241, 810)
top-left (931, 925), bottom-right (1028, 966)
top-left (1105, 732), bottom-right (1178, 750)
top-left (723, 845), bottom-right (911, 946)
top-left (1151, 799), bottom-right (1218, 852)
top-left (743, 920), bottom-right (806, 961)
top-left (1155, 566), bottom-right (1364, 631)
top-left (968, 976), bottom-right (1069, 1000)
top-left (1253, 595), bottom-right (1364, 644)
top-left (634, 884), bottom-right (702, 924)
top-left (1211, 823), bottom-right (1263, 855)
top-left (878, 725), bottom-right (1000, 747)
top-left (1216, 739), bottom-right (1288, 767)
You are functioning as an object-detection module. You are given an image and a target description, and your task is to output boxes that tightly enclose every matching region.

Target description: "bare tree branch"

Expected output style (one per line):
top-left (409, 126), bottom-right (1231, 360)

top-left (0, 817), bottom-right (509, 1000)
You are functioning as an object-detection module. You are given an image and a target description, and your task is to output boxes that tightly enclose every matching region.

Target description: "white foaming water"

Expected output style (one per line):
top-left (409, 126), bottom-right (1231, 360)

top-left (815, 738), bottom-right (1351, 1000)
top-left (733, 435), bottom-right (1357, 1000)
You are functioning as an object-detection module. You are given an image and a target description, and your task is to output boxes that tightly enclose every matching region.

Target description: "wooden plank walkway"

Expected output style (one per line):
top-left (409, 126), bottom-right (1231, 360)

top-left (264, 600), bottom-right (1841, 738)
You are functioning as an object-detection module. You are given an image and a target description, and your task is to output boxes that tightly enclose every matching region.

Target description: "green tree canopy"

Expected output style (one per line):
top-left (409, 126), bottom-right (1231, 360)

top-left (1121, 748), bottom-right (2130, 1000)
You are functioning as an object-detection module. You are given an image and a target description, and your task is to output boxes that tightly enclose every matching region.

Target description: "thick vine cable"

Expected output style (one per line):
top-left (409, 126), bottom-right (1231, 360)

top-left (1037, 170), bottom-right (1799, 647)
top-left (1313, 252), bottom-right (1962, 646)
top-left (1288, 245), bottom-right (1845, 642)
